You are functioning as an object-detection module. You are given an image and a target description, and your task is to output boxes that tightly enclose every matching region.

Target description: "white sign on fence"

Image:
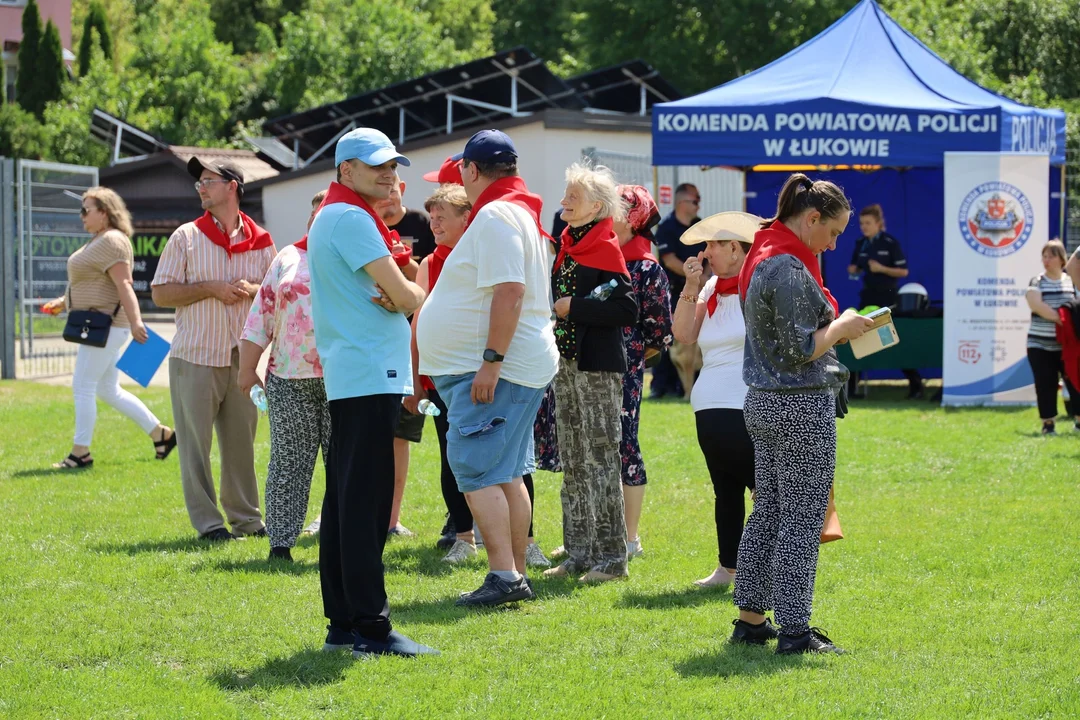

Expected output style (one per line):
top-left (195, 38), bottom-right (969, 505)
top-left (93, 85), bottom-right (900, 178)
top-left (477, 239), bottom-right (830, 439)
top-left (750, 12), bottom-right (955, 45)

top-left (942, 152), bottom-right (1048, 405)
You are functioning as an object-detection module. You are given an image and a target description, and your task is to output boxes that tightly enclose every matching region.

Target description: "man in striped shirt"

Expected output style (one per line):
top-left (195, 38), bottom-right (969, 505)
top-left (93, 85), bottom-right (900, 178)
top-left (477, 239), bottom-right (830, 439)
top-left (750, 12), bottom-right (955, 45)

top-left (151, 158), bottom-right (276, 541)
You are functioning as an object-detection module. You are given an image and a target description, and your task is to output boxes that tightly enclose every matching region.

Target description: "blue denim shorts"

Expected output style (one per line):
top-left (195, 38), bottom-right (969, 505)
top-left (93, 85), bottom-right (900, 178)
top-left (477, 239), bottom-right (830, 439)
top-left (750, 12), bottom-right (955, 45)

top-left (432, 373), bottom-right (546, 493)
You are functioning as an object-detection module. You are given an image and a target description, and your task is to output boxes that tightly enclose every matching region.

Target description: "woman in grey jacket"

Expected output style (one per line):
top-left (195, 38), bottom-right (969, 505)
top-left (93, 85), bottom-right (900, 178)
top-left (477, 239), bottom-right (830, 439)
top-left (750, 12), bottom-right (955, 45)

top-left (730, 173), bottom-right (873, 655)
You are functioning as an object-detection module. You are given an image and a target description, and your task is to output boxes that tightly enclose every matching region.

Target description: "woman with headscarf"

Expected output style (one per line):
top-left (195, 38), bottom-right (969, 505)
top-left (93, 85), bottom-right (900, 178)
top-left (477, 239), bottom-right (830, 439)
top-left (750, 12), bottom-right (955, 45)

top-left (612, 185), bottom-right (672, 558)
top-left (731, 173), bottom-right (872, 655)
top-left (542, 164), bottom-right (638, 584)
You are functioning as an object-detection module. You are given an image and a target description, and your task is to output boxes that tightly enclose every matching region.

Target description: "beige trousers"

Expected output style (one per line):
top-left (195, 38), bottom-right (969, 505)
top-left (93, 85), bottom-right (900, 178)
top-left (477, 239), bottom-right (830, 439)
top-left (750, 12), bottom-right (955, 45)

top-left (169, 350), bottom-right (263, 536)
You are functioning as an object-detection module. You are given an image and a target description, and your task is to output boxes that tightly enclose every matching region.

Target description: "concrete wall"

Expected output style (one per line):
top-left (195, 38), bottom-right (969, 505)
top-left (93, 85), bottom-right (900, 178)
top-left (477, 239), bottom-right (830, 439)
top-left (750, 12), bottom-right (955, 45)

top-left (260, 119), bottom-right (745, 247)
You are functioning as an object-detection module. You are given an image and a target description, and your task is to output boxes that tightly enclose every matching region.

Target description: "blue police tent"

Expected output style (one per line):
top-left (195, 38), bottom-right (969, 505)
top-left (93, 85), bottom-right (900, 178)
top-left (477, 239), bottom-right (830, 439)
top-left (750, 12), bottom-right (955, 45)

top-left (651, 0), bottom-right (1066, 315)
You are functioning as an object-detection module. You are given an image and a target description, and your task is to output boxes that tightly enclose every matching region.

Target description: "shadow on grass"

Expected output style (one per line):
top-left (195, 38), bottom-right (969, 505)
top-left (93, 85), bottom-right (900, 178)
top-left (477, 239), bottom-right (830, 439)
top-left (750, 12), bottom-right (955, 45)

top-left (674, 643), bottom-right (807, 679)
top-left (11, 465), bottom-right (95, 478)
top-left (207, 558), bottom-right (319, 575)
top-left (391, 577), bottom-right (581, 625)
top-left (615, 585), bottom-right (731, 610)
top-left (210, 649), bottom-right (353, 691)
top-left (91, 536), bottom-right (212, 555)
top-left (383, 545), bottom-right (458, 577)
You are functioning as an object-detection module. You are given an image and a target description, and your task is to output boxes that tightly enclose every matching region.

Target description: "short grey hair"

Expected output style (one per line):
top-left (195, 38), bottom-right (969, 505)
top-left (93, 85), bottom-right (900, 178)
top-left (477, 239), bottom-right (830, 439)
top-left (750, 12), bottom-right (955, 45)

top-left (564, 163), bottom-right (626, 223)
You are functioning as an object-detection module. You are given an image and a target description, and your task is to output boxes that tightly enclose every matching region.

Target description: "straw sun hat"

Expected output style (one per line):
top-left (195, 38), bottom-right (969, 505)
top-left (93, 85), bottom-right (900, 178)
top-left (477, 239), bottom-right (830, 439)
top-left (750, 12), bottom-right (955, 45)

top-left (679, 211), bottom-right (763, 245)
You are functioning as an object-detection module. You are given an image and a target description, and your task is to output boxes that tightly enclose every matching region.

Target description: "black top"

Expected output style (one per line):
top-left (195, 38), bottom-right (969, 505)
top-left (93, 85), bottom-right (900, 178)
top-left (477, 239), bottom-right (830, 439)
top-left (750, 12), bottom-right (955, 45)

top-left (387, 208), bottom-right (435, 260)
top-left (551, 222), bottom-right (638, 373)
top-left (850, 231), bottom-right (907, 292)
top-left (653, 212), bottom-right (703, 294)
top-left (551, 209), bottom-right (568, 239)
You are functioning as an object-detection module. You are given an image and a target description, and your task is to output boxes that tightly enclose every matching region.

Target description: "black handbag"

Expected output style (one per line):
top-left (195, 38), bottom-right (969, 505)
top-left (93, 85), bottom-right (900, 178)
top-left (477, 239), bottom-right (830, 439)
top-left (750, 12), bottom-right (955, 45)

top-left (62, 288), bottom-right (120, 348)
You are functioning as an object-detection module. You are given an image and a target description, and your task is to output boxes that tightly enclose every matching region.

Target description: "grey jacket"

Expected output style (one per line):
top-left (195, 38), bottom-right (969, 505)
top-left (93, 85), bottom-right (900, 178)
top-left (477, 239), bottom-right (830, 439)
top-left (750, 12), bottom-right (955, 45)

top-left (741, 255), bottom-right (849, 394)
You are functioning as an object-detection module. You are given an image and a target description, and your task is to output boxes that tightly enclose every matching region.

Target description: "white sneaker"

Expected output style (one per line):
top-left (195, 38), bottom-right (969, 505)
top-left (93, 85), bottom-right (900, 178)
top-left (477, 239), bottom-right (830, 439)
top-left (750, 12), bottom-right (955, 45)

top-left (301, 518), bottom-right (321, 537)
top-left (442, 539), bottom-right (477, 564)
top-left (627, 538), bottom-right (644, 560)
top-left (525, 542), bottom-right (551, 568)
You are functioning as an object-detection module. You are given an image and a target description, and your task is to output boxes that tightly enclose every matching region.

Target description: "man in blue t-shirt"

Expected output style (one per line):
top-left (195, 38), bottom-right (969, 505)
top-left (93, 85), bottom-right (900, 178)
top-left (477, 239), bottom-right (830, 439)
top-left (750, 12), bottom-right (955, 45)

top-left (307, 127), bottom-right (437, 658)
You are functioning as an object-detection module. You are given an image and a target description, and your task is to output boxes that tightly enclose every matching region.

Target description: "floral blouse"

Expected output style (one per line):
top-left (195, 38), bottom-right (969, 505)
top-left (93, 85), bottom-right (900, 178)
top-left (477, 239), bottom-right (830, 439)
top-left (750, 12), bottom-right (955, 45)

top-left (242, 244), bottom-right (322, 379)
top-left (623, 258), bottom-right (673, 370)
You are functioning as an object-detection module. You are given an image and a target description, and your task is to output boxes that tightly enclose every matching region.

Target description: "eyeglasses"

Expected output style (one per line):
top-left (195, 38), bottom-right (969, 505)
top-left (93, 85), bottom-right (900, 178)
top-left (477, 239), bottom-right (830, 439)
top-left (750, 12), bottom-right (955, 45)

top-left (194, 179), bottom-right (230, 191)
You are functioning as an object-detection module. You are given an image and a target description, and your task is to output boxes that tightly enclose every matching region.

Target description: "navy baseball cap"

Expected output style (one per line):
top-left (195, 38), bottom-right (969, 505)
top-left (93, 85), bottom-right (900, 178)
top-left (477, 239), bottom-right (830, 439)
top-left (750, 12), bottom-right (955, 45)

top-left (462, 130), bottom-right (518, 163)
top-left (335, 128), bottom-right (411, 167)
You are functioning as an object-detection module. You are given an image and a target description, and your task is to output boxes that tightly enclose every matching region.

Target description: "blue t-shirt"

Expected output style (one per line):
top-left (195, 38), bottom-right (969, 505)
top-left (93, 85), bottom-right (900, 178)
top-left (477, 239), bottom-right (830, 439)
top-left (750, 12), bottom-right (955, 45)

top-left (307, 202), bottom-right (412, 400)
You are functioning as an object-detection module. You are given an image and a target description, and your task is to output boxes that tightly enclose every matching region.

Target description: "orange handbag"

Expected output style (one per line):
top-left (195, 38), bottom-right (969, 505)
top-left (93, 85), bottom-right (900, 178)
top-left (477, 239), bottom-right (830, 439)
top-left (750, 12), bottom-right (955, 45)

top-left (820, 487), bottom-right (843, 543)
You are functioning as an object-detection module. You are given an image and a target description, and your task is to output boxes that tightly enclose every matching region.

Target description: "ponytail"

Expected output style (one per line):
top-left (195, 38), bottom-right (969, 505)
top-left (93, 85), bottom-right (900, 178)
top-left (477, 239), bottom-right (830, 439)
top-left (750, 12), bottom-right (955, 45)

top-left (760, 173), bottom-right (851, 228)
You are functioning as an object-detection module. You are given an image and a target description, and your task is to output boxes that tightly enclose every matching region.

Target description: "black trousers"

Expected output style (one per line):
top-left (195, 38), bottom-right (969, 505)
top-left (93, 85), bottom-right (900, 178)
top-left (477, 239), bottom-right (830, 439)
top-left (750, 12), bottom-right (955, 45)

top-left (321, 394), bottom-right (400, 641)
top-left (1027, 347), bottom-right (1077, 421)
top-left (431, 388), bottom-right (535, 537)
top-left (695, 408), bottom-right (755, 569)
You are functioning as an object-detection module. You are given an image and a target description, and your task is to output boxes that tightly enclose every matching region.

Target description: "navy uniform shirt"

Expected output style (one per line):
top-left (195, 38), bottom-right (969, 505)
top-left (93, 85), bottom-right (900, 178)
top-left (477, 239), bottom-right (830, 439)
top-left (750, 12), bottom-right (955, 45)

top-left (851, 231), bottom-right (906, 292)
top-left (654, 213), bottom-right (702, 294)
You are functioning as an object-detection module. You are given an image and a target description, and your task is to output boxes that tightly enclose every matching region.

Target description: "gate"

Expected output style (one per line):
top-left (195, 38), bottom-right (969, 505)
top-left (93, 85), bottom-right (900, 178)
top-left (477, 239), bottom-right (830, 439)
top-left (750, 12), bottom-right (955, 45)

top-left (581, 147), bottom-right (745, 219)
top-left (0, 158), bottom-right (99, 379)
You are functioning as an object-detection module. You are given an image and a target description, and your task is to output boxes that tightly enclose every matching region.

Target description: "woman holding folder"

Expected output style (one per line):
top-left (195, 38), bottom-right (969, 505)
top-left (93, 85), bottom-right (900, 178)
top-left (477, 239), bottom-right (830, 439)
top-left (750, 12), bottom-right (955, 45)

top-left (731, 174), bottom-right (872, 655)
top-left (44, 187), bottom-right (175, 469)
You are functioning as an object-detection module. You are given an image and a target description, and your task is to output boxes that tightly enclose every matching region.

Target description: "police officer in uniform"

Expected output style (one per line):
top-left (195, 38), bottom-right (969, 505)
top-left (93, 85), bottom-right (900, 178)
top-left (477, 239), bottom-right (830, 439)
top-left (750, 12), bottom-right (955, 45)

top-left (847, 204), bottom-right (923, 399)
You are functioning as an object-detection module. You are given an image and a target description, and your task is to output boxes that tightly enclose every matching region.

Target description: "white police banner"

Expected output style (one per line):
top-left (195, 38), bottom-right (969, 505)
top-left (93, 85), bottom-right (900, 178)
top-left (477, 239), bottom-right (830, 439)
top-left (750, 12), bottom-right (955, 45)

top-left (942, 152), bottom-right (1048, 406)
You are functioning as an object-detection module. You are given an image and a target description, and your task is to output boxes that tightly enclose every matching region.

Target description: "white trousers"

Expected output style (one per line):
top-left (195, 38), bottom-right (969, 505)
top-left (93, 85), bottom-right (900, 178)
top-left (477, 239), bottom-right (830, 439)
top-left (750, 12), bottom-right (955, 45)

top-left (71, 328), bottom-right (160, 446)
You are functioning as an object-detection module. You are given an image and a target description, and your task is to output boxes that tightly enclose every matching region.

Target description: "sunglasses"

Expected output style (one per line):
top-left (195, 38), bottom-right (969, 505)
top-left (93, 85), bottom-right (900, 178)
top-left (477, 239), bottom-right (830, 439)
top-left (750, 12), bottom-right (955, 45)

top-left (194, 178), bottom-right (230, 191)
top-left (80, 206), bottom-right (94, 216)
top-left (680, 198), bottom-right (701, 206)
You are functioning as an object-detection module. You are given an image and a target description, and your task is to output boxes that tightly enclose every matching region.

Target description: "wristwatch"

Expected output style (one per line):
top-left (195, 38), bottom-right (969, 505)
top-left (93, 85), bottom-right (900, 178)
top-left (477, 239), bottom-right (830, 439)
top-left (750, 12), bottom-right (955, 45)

top-left (482, 348), bottom-right (505, 363)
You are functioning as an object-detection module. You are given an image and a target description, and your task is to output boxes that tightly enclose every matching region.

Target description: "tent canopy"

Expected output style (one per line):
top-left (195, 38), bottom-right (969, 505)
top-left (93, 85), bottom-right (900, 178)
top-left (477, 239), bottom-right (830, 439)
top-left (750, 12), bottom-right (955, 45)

top-left (652, 0), bottom-right (1065, 167)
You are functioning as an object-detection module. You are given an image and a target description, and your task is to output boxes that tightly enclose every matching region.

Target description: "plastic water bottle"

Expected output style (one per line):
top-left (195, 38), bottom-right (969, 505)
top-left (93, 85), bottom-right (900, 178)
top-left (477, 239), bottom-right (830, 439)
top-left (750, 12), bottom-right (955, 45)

top-left (587, 279), bottom-right (618, 301)
top-left (249, 385), bottom-right (268, 413)
top-left (417, 399), bottom-right (441, 417)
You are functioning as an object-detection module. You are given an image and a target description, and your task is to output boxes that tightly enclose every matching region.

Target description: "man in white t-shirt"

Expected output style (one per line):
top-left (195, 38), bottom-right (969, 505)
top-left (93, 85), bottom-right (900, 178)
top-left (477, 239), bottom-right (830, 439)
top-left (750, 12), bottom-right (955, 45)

top-left (416, 129), bottom-right (558, 607)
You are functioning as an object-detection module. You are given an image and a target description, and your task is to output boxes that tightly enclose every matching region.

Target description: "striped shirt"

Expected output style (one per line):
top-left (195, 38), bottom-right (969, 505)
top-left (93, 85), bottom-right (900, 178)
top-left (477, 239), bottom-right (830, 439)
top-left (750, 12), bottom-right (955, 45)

top-left (1027, 273), bottom-right (1076, 351)
top-left (67, 230), bottom-right (133, 328)
top-left (152, 216), bottom-right (275, 367)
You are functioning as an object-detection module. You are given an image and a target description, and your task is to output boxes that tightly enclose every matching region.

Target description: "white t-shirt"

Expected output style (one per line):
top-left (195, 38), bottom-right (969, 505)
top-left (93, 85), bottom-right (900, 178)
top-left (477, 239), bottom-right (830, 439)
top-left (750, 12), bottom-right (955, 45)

top-left (417, 200), bottom-right (559, 389)
top-left (690, 276), bottom-right (749, 412)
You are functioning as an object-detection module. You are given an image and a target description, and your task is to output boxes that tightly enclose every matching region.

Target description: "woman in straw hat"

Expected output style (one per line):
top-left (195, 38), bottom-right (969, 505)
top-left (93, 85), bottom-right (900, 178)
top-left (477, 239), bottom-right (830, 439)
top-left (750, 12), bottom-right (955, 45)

top-left (672, 212), bottom-right (760, 589)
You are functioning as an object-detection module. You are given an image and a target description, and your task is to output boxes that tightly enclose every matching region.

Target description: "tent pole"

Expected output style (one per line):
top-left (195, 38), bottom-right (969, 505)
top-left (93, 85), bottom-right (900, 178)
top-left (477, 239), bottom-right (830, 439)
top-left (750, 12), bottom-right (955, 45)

top-left (1061, 163), bottom-right (1067, 244)
top-left (652, 165), bottom-right (659, 202)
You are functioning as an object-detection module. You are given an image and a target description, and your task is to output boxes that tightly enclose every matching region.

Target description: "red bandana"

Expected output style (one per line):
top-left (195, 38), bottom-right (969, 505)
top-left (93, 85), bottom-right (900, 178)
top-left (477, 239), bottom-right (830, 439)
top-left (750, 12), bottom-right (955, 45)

top-left (620, 234), bottom-right (656, 263)
top-left (738, 220), bottom-right (838, 316)
top-left (310, 182), bottom-right (411, 266)
top-left (193, 211), bottom-right (274, 256)
top-left (555, 217), bottom-right (629, 276)
top-left (427, 244), bottom-right (453, 289)
top-left (469, 176), bottom-right (552, 242)
top-left (706, 276), bottom-right (740, 317)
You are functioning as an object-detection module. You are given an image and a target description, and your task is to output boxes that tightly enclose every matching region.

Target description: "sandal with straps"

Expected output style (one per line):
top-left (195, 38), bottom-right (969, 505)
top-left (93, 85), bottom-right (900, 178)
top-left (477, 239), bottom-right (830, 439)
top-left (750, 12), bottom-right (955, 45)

top-left (53, 452), bottom-right (93, 469)
top-left (154, 428), bottom-right (177, 460)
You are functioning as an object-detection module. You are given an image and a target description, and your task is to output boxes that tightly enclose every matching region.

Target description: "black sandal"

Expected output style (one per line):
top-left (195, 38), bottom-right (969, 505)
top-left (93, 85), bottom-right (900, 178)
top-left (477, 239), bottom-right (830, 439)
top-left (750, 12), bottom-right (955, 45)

top-left (154, 429), bottom-right (177, 460)
top-left (53, 453), bottom-right (93, 469)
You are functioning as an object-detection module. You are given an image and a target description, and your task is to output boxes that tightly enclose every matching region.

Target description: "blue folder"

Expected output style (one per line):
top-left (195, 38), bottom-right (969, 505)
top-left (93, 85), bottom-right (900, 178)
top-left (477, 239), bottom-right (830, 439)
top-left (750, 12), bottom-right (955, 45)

top-left (116, 327), bottom-right (171, 387)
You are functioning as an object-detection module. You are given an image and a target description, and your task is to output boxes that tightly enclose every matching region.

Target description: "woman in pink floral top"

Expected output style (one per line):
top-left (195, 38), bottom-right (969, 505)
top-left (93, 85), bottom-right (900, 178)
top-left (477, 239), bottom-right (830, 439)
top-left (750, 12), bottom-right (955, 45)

top-left (239, 190), bottom-right (328, 563)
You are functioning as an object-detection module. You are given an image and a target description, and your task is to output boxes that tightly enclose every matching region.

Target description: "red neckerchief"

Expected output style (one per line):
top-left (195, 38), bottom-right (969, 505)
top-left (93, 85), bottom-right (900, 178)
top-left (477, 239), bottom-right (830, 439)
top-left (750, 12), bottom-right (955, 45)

top-left (739, 220), bottom-right (838, 316)
top-left (293, 235), bottom-right (308, 252)
top-left (620, 234), bottom-right (656, 263)
top-left (707, 276), bottom-right (740, 317)
top-left (469, 176), bottom-right (553, 242)
top-left (312, 182), bottom-right (411, 266)
top-left (555, 217), bottom-right (629, 276)
top-left (427, 244), bottom-right (453, 289)
top-left (193, 211), bottom-right (274, 256)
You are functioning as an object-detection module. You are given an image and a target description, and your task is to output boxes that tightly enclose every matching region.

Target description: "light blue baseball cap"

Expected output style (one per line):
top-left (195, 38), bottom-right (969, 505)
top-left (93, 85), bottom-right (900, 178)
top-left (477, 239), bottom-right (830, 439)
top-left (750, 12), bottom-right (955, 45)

top-left (334, 128), bottom-right (411, 167)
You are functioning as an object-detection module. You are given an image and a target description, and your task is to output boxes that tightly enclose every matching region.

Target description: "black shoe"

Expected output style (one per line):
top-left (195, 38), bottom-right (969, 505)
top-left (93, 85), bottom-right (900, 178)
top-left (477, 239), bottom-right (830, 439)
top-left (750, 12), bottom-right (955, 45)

top-left (436, 513), bottom-right (456, 550)
top-left (456, 572), bottom-right (535, 607)
top-left (907, 387), bottom-right (924, 400)
top-left (730, 618), bottom-right (779, 645)
top-left (247, 528), bottom-right (268, 538)
top-left (353, 630), bottom-right (440, 658)
top-left (199, 528), bottom-right (233, 543)
top-left (776, 627), bottom-right (845, 655)
top-left (1042, 423), bottom-right (1057, 436)
top-left (268, 546), bottom-right (293, 562)
top-left (322, 625), bottom-right (354, 652)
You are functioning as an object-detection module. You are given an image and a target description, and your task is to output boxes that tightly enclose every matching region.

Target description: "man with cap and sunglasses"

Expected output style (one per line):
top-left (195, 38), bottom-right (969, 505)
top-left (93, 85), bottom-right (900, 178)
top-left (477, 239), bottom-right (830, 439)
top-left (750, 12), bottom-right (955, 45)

top-left (152, 158), bottom-right (276, 542)
top-left (306, 127), bottom-right (437, 658)
top-left (416, 129), bottom-right (558, 606)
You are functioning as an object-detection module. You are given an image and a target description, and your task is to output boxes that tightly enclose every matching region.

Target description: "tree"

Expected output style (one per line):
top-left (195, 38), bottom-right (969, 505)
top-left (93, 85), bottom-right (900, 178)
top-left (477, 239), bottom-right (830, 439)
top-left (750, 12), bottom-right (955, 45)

top-left (209, 0), bottom-right (308, 56)
top-left (15, 0), bottom-right (44, 117)
top-left (32, 21), bottom-right (68, 121)
top-left (0, 103), bottom-right (51, 159)
top-left (78, 1), bottom-right (113, 76)
top-left (491, 0), bottom-right (584, 75)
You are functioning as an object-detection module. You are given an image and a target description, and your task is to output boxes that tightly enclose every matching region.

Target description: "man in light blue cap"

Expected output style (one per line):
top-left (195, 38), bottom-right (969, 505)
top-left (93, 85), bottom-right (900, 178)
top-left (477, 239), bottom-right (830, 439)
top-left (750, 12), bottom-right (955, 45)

top-left (307, 127), bottom-right (437, 658)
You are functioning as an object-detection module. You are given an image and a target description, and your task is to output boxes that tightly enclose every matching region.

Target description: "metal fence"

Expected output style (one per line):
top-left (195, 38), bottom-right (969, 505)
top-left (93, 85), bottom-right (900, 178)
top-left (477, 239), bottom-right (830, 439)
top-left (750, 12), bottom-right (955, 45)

top-left (1, 157), bottom-right (99, 380)
top-left (581, 147), bottom-right (744, 218)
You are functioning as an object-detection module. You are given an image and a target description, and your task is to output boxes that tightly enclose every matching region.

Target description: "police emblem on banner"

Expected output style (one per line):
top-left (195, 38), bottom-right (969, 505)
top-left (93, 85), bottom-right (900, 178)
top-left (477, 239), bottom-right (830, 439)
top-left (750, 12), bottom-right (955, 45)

top-left (957, 181), bottom-right (1034, 257)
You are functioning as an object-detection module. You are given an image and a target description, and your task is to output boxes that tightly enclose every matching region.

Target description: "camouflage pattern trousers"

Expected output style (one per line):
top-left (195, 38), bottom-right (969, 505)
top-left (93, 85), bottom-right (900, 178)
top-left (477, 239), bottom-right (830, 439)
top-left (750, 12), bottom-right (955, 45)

top-left (553, 358), bottom-right (628, 576)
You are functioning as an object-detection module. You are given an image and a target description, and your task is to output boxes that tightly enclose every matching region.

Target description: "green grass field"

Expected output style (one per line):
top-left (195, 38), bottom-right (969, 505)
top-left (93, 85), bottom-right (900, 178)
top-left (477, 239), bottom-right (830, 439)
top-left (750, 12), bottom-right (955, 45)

top-left (1, 380), bottom-right (1078, 718)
